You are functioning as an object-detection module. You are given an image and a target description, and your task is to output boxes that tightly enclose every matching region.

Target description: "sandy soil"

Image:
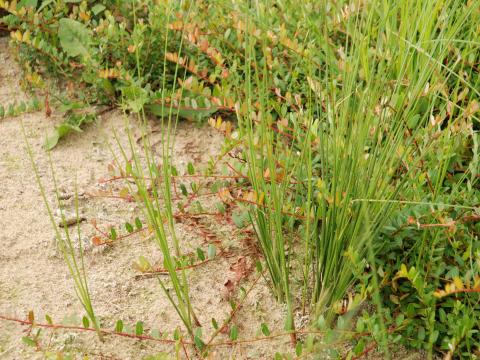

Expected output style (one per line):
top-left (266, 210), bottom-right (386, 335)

top-left (0, 38), bottom-right (291, 359)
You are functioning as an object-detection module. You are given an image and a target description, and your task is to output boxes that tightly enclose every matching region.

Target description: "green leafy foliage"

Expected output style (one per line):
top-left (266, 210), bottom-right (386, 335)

top-left (196, 247), bottom-right (205, 262)
top-left (260, 323), bottom-right (270, 336)
top-left (115, 319), bottom-right (123, 333)
top-left (134, 217), bottom-right (142, 230)
top-left (125, 222), bottom-right (134, 233)
top-left (207, 244), bottom-right (216, 259)
top-left (82, 315), bottom-right (89, 328)
top-left (0, 98), bottom-right (42, 120)
top-left (44, 101), bottom-right (98, 149)
top-left (366, 198), bottom-right (480, 355)
top-left (194, 333), bottom-right (205, 351)
top-left (135, 321), bottom-right (144, 336)
top-left (58, 18), bottom-right (92, 58)
top-left (21, 336), bottom-right (36, 347)
top-left (109, 227), bottom-right (117, 241)
top-left (146, 101), bottom-right (218, 123)
top-left (232, 209), bottom-right (249, 229)
top-left (229, 325), bottom-right (238, 341)
top-left (44, 112), bottom-right (96, 150)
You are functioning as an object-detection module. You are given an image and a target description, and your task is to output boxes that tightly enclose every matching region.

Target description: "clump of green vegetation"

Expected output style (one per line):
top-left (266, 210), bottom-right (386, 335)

top-left (0, 97), bottom-right (42, 118)
top-left (3, 0), bottom-right (479, 358)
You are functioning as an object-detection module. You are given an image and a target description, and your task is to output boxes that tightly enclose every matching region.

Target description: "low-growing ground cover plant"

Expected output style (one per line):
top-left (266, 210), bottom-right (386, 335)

top-left (1, 0), bottom-right (479, 358)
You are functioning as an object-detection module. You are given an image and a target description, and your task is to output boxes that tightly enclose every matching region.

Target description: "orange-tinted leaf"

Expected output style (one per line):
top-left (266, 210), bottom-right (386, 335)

top-left (28, 310), bottom-right (34, 323)
top-left (91, 236), bottom-right (103, 246)
top-left (218, 187), bottom-right (233, 203)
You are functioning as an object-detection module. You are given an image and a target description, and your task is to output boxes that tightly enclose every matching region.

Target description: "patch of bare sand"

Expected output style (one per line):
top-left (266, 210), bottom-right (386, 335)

top-left (0, 38), bottom-right (290, 359)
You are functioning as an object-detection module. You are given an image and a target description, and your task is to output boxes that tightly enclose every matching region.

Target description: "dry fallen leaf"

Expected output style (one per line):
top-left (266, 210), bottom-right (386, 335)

top-left (91, 236), bottom-right (103, 246)
top-left (222, 257), bottom-right (254, 300)
top-left (45, 93), bottom-right (52, 117)
top-left (218, 187), bottom-right (233, 203)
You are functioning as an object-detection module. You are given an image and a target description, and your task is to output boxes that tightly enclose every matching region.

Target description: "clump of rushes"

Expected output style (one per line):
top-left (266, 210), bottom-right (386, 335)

top-left (22, 121), bottom-right (102, 340)
top-left (236, 0), bottom-right (477, 329)
top-left (236, 10), bottom-right (297, 340)
top-left (109, 1), bottom-right (202, 345)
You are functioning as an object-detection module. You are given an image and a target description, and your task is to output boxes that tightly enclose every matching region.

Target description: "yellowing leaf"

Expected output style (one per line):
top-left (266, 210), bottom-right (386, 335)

top-left (119, 187), bottom-right (130, 199)
top-left (79, 11), bottom-right (90, 21)
top-left (98, 68), bottom-right (120, 79)
top-left (453, 276), bottom-right (464, 290)
top-left (168, 21), bottom-right (184, 30)
top-left (218, 187), bottom-right (233, 203)
top-left (22, 30), bottom-right (31, 43)
top-left (464, 100), bottom-right (479, 118)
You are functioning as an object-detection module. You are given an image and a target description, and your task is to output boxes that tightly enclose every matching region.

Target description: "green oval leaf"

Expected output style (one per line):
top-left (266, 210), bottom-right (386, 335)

top-left (82, 316), bottom-right (89, 328)
top-left (22, 336), bottom-right (36, 347)
top-left (207, 244), bottom-right (216, 259)
top-left (58, 18), bottom-right (92, 58)
top-left (295, 342), bottom-right (303, 356)
top-left (135, 217), bottom-right (142, 230)
top-left (187, 162), bottom-right (195, 175)
top-left (194, 335), bottom-right (205, 350)
top-left (135, 321), bottom-right (144, 336)
top-left (260, 323), bottom-right (270, 336)
top-left (229, 325), bottom-right (238, 341)
top-left (125, 222), bottom-right (134, 233)
top-left (196, 248), bottom-right (205, 261)
top-left (115, 319), bottom-right (123, 333)
top-left (110, 227), bottom-right (117, 240)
